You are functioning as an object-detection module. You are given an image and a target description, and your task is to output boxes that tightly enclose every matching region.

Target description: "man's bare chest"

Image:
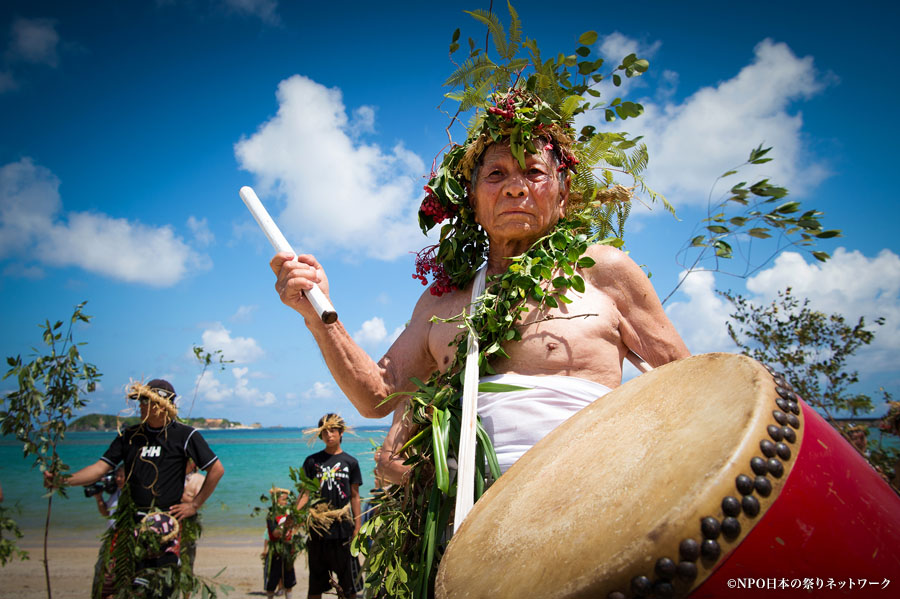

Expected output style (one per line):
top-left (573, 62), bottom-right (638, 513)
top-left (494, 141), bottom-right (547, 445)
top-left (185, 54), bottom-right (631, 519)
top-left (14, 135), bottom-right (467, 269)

top-left (426, 285), bottom-right (623, 374)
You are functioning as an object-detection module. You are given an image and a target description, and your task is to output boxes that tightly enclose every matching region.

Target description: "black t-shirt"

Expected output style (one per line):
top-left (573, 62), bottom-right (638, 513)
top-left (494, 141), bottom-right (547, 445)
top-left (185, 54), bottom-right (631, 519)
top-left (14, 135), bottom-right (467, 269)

top-left (101, 421), bottom-right (218, 511)
top-left (302, 450), bottom-right (362, 539)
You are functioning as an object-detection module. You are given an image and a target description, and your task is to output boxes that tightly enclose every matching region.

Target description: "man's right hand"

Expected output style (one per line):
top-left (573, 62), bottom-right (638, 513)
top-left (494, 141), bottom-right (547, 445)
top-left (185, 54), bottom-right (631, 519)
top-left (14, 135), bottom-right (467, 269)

top-left (270, 252), bottom-right (332, 322)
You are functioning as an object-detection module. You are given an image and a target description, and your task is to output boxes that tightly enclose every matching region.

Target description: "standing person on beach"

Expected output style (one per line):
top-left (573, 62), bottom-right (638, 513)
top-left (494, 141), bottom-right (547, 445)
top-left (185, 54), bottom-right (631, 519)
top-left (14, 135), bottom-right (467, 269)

top-left (262, 488), bottom-right (299, 599)
top-left (91, 466), bottom-right (124, 598)
top-left (44, 378), bottom-right (225, 596)
top-left (298, 414), bottom-right (362, 599)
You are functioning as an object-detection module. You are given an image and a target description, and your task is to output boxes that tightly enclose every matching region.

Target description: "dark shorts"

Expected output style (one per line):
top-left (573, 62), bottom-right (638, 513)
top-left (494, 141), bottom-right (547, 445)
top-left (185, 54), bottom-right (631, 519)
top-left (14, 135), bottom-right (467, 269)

top-left (307, 537), bottom-right (361, 596)
top-left (264, 551), bottom-right (297, 592)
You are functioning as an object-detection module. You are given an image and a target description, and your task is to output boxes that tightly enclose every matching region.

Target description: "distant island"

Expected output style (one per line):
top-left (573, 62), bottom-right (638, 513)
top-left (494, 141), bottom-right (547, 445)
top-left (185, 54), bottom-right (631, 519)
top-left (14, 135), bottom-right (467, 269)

top-left (69, 413), bottom-right (261, 431)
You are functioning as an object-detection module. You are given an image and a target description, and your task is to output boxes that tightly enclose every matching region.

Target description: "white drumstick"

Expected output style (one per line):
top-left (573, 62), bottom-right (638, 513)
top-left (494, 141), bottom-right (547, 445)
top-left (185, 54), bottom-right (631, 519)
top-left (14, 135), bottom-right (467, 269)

top-left (239, 186), bottom-right (338, 324)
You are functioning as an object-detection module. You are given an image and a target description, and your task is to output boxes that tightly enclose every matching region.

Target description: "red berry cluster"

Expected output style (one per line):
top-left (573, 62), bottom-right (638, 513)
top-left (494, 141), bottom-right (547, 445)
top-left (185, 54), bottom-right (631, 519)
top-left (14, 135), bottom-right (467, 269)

top-left (412, 245), bottom-right (456, 296)
top-left (487, 90), bottom-right (523, 121)
top-left (557, 152), bottom-right (580, 173)
top-left (420, 186), bottom-right (454, 224)
top-left (487, 105), bottom-right (515, 120)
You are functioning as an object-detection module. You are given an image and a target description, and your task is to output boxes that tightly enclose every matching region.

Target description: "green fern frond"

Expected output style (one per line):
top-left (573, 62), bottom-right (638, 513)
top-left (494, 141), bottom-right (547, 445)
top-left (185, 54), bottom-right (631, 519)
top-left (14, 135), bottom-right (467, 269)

top-left (558, 95), bottom-right (584, 121)
top-left (458, 79), bottom-right (494, 112)
top-left (465, 9), bottom-right (508, 59)
top-left (444, 53), bottom-right (496, 88)
top-left (506, 1), bottom-right (522, 59)
top-left (624, 143), bottom-right (650, 176)
top-left (523, 37), bottom-right (542, 71)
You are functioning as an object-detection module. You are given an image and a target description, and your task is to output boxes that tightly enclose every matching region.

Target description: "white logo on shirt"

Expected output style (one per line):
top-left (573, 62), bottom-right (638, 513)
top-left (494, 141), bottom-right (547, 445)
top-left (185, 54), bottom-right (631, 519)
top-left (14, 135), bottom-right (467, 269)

top-left (141, 446), bottom-right (161, 458)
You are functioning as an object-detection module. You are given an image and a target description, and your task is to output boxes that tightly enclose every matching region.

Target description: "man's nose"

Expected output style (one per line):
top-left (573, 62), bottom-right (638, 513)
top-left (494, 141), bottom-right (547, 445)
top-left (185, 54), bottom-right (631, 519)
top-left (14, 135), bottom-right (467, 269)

top-left (503, 174), bottom-right (527, 197)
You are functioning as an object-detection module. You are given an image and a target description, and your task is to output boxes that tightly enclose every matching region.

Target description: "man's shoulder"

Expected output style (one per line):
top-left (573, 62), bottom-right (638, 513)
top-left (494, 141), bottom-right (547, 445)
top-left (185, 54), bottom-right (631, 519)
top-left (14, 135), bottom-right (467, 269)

top-left (582, 243), bottom-right (645, 283)
top-left (337, 451), bottom-right (359, 464)
top-left (584, 243), bottom-right (627, 266)
top-left (169, 420), bottom-right (202, 438)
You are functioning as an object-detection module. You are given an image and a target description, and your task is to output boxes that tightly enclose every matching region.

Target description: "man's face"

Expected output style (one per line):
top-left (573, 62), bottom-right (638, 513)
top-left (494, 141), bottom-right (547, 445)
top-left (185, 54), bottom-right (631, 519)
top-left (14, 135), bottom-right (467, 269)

top-left (471, 143), bottom-right (568, 244)
top-left (321, 427), bottom-right (342, 449)
top-left (115, 468), bottom-right (125, 488)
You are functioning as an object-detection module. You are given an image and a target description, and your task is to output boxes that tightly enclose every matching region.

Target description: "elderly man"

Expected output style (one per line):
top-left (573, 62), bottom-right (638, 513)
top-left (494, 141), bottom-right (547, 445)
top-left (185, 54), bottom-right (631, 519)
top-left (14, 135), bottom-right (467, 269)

top-left (270, 90), bottom-right (689, 482)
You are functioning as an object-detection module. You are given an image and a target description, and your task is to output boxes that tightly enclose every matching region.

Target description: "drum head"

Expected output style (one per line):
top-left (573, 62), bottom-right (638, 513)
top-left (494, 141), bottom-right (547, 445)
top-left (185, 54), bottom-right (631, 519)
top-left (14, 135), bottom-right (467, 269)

top-left (435, 353), bottom-right (802, 599)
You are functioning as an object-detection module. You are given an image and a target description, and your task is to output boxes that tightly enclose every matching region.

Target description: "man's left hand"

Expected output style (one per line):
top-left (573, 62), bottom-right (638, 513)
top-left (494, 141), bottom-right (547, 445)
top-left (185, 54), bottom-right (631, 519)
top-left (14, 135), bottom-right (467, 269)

top-left (169, 501), bottom-right (198, 520)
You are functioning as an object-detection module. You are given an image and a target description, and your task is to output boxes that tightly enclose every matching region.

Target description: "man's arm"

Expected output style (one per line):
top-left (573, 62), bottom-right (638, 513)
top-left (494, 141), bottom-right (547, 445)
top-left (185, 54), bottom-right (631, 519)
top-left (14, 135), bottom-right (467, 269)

top-left (375, 403), bottom-right (412, 485)
top-left (44, 460), bottom-right (112, 489)
top-left (95, 493), bottom-right (111, 517)
top-left (271, 252), bottom-right (441, 418)
top-left (586, 245), bottom-right (690, 367)
top-left (169, 460), bottom-right (224, 520)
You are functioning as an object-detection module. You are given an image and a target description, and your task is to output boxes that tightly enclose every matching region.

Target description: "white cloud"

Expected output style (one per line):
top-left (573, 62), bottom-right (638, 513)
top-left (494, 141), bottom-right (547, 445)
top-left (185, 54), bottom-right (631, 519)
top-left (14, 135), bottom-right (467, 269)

top-left (234, 75), bottom-right (426, 260)
top-left (744, 248), bottom-right (900, 375)
top-left (352, 316), bottom-right (405, 350)
top-left (584, 32), bottom-right (662, 105)
top-left (199, 322), bottom-right (265, 364)
top-left (8, 18), bottom-right (59, 67)
top-left (0, 158), bottom-right (208, 286)
top-left (665, 270), bottom-right (734, 354)
top-left (304, 381), bottom-right (335, 399)
top-left (665, 249), bottom-right (900, 377)
top-left (187, 216), bottom-right (214, 246)
top-left (195, 367), bottom-right (277, 407)
top-left (230, 304), bottom-right (258, 322)
top-left (46, 212), bottom-right (203, 285)
top-left (585, 38), bottom-right (830, 208)
top-left (353, 317), bottom-right (388, 347)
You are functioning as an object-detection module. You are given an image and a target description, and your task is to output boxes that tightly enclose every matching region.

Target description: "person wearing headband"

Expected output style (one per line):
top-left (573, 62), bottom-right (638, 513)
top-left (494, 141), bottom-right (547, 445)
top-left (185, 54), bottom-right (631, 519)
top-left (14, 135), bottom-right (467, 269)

top-left (44, 378), bottom-right (225, 594)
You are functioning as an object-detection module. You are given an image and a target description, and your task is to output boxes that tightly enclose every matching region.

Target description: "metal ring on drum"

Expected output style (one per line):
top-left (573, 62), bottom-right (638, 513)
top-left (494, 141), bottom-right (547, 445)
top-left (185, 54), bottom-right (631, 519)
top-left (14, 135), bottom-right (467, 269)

top-left (435, 353), bottom-right (900, 599)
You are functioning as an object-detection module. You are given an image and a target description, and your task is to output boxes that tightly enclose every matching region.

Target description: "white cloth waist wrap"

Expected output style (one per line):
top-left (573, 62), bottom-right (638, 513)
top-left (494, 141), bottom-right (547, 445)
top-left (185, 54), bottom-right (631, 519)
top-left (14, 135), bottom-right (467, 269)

top-left (478, 373), bottom-right (611, 473)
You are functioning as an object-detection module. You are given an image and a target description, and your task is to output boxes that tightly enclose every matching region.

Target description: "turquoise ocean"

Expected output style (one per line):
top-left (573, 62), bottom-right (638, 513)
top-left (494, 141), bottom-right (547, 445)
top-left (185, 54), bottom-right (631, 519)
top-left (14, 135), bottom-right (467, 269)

top-left (0, 427), bottom-right (387, 543)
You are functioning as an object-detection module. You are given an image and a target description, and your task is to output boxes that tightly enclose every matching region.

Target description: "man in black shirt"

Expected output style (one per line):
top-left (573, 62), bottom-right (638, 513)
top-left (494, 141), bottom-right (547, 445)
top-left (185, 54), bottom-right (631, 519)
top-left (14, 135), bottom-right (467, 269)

top-left (299, 413), bottom-right (362, 599)
top-left (45, 379), bottom-right (225, 593)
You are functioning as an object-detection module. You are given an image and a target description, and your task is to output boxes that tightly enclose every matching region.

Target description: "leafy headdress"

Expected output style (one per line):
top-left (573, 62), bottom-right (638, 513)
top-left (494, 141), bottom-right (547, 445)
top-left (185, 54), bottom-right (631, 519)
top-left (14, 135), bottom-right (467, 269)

top-left (412, 2), bottom-right (670, 296)
top-left (125, 379), bottom-right (178, 423)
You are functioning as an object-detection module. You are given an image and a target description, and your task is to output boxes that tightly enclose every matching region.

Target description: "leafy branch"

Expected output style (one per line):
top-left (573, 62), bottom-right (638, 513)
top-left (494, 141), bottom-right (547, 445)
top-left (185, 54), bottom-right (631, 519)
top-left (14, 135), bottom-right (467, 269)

top-left (723, 287), bottom-right (883, 422)
top-left (1, 301), bottom-right (101, 597)
top-left (663, 145), bottom-right (840, 304)
top-left (187, 346), bottom-right (233, 419)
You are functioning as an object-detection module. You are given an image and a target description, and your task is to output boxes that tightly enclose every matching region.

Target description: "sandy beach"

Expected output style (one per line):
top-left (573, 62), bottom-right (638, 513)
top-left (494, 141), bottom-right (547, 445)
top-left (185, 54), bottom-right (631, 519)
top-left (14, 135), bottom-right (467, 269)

top-left (1, 530), bottom-right (320, 599)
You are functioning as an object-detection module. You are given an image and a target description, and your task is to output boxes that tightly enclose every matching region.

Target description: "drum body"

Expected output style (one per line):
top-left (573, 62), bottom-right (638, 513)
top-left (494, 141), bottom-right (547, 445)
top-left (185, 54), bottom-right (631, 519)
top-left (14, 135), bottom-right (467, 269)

top-left (435, 353), bottom-right (900, 599)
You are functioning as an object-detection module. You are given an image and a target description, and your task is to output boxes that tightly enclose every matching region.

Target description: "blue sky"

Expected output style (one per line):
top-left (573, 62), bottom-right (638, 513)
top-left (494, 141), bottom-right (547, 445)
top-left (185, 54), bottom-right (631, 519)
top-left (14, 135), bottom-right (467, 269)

top-left (1, 0), bottom-right (898, 428)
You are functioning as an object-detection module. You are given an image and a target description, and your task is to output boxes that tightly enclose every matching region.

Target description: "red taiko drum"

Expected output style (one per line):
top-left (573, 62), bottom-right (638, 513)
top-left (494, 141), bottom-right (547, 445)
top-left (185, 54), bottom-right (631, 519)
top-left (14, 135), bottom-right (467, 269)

top-left (435, 353), bottom-right (900, 598)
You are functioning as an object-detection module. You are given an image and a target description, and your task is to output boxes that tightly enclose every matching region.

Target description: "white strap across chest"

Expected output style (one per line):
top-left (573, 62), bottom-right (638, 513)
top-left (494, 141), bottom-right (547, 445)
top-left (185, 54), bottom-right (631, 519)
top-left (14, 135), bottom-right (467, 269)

top-left (452, 266), bottom-right (487, 531)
